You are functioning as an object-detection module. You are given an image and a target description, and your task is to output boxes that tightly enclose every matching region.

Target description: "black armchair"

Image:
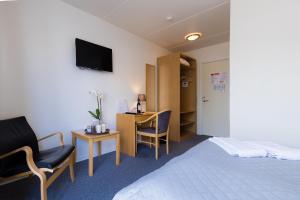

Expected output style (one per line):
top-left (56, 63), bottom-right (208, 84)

top-left (0, 116), bottom-right (75, 200)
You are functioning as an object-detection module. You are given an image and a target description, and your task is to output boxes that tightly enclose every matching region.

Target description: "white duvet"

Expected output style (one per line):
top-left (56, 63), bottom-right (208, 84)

top-left (113, 140), bottom-right (300, 200)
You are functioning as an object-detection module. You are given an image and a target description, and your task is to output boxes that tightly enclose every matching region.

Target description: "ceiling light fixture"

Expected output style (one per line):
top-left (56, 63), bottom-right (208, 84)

top-left (166, 16), bottom-right (173, 21)
top-left (184, 32), bottom-right (202, 41)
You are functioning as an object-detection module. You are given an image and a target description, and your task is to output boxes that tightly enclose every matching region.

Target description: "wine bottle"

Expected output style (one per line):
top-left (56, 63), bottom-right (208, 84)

top-left (137, 99), bottom-right (141, 114)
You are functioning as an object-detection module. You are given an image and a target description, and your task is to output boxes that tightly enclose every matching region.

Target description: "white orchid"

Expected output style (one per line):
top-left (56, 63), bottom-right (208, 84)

top-left (88, 89), bottom-right (104, 122)
top-left (89, 89), bottom-right (103, 99)
top-left (89, 89), bottom-right (97, 96)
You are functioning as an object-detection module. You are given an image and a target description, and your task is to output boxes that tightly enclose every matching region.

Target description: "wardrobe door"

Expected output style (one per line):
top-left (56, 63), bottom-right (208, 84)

top-left (157, 53), bottom-right (180, 142)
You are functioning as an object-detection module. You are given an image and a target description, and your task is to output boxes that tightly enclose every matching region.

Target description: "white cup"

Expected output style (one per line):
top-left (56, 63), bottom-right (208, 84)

top-left (96, 124), bottom-right (101, 134)
top-left (101, 123), bottom-right (106, 133)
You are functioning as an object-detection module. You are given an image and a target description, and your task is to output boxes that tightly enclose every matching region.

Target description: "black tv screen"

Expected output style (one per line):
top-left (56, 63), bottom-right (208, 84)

top-left (75, 38), bottom-right (113, 72)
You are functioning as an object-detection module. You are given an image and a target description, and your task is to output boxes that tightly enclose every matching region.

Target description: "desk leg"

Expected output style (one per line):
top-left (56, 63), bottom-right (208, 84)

top-left (97, 141), bottom-right (102, 158)
top-left (116, 134), bottom-right (120, 166)
top-left (72, 135), bottom-right (77, 162)
top-left (88, 140), bottom-right (94, 176)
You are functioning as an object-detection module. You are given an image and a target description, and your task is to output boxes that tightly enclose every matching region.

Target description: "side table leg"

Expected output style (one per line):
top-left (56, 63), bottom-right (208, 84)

top-left (88, 140), bottom-right (94, 176)
top-left (97, 141), bottom-right (102, 158)
top-left (72, 135), bottom-right (77, 162)
top-left (116, 134), bottom-right (120, 166)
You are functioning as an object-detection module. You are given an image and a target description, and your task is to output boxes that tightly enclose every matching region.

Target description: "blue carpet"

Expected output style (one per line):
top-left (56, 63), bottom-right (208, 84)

top-left (0, 135), bottom-right (210, 200)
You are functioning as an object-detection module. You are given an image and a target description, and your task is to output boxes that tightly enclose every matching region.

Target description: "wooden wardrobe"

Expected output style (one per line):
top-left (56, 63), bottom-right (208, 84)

top-left (157, 53), bottom-right (197, 142)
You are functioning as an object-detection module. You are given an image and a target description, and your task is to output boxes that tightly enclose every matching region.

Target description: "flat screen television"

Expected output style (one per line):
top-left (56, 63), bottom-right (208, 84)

top-left (75, 38), bottom-right (113, 72)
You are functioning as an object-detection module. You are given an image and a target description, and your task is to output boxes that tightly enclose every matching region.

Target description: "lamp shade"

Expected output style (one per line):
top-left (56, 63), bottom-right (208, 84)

top-left (138, 94), bottom-right (146, 101)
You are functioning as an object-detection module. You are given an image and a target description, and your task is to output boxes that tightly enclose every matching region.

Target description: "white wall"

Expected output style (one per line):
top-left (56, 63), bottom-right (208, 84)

top-left (231, 0), bottom-right (300, 147)
top-left (0, 2), bottom-right (25, 117)
top-left (185, 42), bottom-right (229, 135)
top-left (0, 0), bottom-right (168, 161)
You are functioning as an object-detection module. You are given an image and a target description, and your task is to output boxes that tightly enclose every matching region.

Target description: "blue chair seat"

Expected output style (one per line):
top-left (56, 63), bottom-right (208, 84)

top-left (137, 127), bottom-right (156, 134)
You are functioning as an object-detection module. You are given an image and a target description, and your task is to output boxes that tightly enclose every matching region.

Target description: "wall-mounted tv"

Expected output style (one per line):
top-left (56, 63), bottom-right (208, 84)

top-left (75, 38), bottom-right (113, 72)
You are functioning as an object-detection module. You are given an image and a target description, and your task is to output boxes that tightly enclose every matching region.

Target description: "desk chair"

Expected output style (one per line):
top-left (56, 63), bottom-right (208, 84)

top-left (136, 110), bottom-right (171, 160)
top-left (0, 116), bottom-right (75, 200)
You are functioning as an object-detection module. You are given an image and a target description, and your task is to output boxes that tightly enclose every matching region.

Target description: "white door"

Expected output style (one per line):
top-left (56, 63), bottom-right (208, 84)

top-left (202, 59), bottom-right (229, 137)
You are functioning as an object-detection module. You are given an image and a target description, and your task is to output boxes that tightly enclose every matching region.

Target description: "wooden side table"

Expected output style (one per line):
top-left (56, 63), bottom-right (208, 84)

top-left (71, 130), bottom-right (120, 176)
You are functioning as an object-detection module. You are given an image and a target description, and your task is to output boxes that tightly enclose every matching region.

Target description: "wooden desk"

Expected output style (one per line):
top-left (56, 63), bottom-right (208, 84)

top-left (116, 113), bottom-right (154, 157)
top-left (71, 130), bottom-right (120, 176)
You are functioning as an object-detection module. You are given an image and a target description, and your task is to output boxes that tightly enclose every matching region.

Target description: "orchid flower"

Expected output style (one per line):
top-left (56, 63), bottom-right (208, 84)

top-left (88, 89), bottom-right (104, 122)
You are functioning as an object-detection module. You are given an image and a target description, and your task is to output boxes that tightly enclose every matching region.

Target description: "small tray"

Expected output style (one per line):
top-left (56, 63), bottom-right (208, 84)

top-left (85, 128), bottom-right (110, 135)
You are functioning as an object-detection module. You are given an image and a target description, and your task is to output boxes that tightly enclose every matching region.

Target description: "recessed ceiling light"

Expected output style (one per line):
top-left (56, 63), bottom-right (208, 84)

top-left (166, 16), bottom-right (173, 21)
top-left (184, 32), bottom-right (202, 41)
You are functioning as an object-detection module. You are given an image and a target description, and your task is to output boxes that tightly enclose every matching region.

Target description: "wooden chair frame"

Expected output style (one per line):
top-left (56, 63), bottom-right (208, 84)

top-left (0, 132), bottom-right (75, 200)
top-left (136, 110), bottom-right (170, 160)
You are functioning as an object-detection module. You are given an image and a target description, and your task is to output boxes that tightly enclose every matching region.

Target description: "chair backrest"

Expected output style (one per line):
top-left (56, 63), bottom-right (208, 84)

top-left (157, 110), bottom-right (171, 133)
top-left (0, 116), bottom-right (39, 175)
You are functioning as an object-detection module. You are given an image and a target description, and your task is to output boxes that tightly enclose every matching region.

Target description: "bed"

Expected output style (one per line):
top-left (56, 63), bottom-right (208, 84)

top-left (113, 139), bottom-right (300, 200)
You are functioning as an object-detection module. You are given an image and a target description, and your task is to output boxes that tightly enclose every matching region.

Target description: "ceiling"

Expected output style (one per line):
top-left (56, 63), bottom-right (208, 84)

top-left (62, 0), bottom-right (230, 52)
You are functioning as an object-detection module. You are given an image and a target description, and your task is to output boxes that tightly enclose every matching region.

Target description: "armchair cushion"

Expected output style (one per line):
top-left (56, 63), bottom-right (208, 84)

top-left (0, 116), bottom-right (39, 158)
top-left (0, 159), bottom-right (31, 177)
top-left (0, 116), bottom-right (40, 176)
top-left (0, 145), bottom-right (74, 177)
top-left (37, 145), bottom-right (74, 169)
top-left (157, 111), bottom-right (171, 133)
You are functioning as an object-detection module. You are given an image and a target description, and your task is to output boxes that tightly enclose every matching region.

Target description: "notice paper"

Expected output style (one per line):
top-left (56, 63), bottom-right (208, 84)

top-left (210, 72), bottom-right (227, 92)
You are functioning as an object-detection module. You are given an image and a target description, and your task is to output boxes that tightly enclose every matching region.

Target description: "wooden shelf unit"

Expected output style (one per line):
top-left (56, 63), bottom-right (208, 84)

top-left (157, 53), bottom-right (197, 142)
top-left (180, 130), bottom-right (196, 140)
top-left (180, 110), bottom-right (195, 114)
top-left (180, 120), bottom-right (195, 127)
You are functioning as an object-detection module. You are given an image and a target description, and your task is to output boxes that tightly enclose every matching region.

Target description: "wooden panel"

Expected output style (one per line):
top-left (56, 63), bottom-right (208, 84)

top-left (157, 53), bottom-right (197, 142)
top-left (116, 113), bottom-right (154, 156)
top-left (157, 53), bottom-right (181, 142)
top-left (116, 114), bottom-right (136, 157)
top-left (146, 64), bottom-right (156, 112)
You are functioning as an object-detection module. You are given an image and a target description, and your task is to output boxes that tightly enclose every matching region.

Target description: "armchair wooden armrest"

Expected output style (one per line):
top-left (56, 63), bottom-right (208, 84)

top-left (0, 146), bottom-right (44, 178)
top-left (136, 114), bottom-right (157, 125)
top-left (0, 146), bottom-right (32, 160)
top-left (38, 132), bottom-right (64, 146)
top-left (136, 110), bottom-right (170, 125)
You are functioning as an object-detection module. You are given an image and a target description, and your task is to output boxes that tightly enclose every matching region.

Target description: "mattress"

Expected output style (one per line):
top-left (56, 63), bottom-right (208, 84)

top-left (113, 140), bottom-right (300, 200)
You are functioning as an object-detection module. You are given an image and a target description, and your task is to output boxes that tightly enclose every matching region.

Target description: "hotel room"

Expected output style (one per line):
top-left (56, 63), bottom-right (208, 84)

top-left (0, 0), bottom-right (299, 200)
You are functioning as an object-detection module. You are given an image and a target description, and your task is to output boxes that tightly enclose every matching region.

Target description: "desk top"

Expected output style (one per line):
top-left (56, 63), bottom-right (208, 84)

top-left (121, 112), bottom-right (155, 115)
top-left (72, 130), bottom-right (119, 140)
top-left (117, 112), bottom-right (156, 118)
